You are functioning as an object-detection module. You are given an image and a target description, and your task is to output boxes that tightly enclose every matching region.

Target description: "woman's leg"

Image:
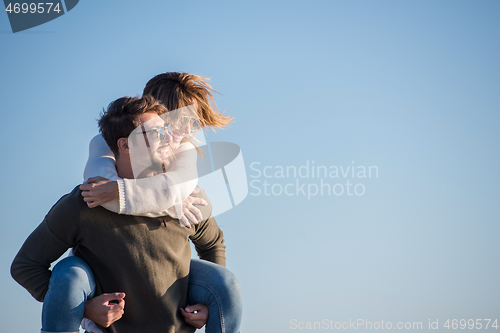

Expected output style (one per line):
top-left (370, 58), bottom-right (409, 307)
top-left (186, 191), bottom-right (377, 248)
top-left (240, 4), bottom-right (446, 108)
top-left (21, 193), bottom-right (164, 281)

top-left (41, 256), bottom-right (96, 333)
top-left (187, 259), bottom-right (242, 333)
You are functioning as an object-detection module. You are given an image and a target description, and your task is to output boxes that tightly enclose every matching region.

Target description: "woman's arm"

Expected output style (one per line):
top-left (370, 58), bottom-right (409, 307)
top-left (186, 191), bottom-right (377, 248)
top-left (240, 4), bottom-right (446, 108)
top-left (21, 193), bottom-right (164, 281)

top-left (80, 177), bottom-right (119, 208)
top-left (83, 134), bottom-right (120, 182)
top-left (81, 134), bottom-right (201, 220)
top-left (81, 135), bottom-right (121, 213)
top-left (119, 141), bottom-right (199, 218)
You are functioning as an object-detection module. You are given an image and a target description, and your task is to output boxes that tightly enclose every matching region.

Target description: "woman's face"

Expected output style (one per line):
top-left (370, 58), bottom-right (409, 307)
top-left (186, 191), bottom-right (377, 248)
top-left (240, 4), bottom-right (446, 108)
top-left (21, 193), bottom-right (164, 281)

top-left (165, 103), bottom-right (201, 150)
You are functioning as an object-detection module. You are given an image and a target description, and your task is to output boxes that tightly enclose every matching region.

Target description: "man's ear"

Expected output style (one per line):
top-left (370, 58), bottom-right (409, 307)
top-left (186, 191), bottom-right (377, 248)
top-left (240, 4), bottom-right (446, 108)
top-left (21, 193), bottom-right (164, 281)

top-left (117, 138), bottom-right (130, 155)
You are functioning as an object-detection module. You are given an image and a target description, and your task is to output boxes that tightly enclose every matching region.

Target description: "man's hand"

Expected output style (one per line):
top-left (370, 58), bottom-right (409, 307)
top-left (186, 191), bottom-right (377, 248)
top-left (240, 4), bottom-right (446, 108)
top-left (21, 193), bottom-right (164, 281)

top-left (180, 303), bottom-right (209, 329)
top-left (83, 292), bottom-right (126, 328)
top-left (80, 176), bottom-right (119, 208)
top-left (180, 188), bottom-right (208, 228)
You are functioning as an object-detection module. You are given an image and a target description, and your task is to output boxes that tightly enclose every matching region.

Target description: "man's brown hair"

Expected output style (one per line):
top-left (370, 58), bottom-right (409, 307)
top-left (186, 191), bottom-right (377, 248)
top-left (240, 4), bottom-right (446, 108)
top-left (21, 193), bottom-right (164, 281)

top-left (143, 72), bottom-right (233, 130)
top-left (99, 95), bottom-right (167, 154)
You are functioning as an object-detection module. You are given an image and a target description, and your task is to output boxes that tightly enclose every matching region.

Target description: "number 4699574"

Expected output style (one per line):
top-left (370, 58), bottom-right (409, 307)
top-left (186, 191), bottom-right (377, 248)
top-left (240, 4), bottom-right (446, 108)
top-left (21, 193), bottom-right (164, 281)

top-left (5, 3), bottom-right (62, 14)
top-left (444, 319), bottom-right (498, 330)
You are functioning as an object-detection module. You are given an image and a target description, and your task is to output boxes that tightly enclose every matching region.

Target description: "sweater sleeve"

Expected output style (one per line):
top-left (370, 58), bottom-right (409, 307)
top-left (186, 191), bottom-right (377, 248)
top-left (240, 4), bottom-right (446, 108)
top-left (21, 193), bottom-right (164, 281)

top-left (121, 142), bottom-right (198, 218)
top-left (83, 134), bottom-right (122, 214)
top-left (11, 190), bottom-right (80, 302)
top-left (84, 135), bottom-right (198, 218)
top-left (189, 189), bottom-right (226, 266)
top-left (84, 134), bottom-right (120, 182)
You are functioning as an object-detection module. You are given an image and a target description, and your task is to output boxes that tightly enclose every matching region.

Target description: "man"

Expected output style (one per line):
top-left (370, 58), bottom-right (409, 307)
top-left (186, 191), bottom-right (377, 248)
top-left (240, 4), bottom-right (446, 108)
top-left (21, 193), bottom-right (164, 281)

top-left (11, 96), bottom-right (234, 333)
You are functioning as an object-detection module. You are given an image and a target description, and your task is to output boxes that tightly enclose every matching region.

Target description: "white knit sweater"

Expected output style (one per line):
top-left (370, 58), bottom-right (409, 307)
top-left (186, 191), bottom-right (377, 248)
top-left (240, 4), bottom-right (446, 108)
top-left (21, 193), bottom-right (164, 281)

top-left (83, 134), bottom-right (198, 218)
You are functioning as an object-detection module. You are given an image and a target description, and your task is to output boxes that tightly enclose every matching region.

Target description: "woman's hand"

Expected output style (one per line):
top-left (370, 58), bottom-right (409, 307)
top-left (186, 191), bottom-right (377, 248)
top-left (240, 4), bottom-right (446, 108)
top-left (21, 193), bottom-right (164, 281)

top-left (80, 176), bottom-right (119, 208)
top-left (180, 188), bottom-right (208, 228)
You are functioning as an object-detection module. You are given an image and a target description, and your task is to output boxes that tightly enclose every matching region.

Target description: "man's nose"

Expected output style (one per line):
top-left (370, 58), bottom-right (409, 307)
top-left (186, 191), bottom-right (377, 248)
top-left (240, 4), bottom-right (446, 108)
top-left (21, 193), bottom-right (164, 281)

top-left (161, 131), bottom-right (173, 143)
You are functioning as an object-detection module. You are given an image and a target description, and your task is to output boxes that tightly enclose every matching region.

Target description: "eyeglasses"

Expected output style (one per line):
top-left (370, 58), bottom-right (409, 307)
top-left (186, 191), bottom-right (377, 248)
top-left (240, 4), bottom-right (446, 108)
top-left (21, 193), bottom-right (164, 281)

top-left (141, 124), bottom-right (173, 142)
top-left (173, 116), bottom-right (201, 133)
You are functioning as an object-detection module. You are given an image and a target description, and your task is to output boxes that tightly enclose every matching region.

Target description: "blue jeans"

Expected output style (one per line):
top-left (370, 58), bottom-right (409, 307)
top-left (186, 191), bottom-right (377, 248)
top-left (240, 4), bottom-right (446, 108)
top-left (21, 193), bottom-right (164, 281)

top-left (41, 256), bottom-right (242, 333)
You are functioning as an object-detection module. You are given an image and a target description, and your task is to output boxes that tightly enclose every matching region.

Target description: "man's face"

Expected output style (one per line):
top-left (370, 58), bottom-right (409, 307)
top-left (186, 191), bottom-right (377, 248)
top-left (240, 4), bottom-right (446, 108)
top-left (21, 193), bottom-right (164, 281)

top-left (129, 112), bottom-right (173, 178)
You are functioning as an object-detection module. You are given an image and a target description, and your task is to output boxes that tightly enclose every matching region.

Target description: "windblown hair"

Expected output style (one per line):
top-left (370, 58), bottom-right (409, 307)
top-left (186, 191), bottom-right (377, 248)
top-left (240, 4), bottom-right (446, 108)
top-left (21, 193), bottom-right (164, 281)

top-left (98, 95), bottom-right (168, 154)
top-left (143, 72), bottom-right (233, 130)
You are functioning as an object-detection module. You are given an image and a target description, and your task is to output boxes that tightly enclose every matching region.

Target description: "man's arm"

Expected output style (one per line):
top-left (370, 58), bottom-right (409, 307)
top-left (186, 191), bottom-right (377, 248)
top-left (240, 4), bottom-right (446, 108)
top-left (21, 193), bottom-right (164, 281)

top-left (11, 221), bottom-right (72, 302)
top-left (190, 216), bottom-right (226, 266)
top-left (11, 189), bottom-right (80, 301)
top-left (189, 188), bottom-right (226, 266)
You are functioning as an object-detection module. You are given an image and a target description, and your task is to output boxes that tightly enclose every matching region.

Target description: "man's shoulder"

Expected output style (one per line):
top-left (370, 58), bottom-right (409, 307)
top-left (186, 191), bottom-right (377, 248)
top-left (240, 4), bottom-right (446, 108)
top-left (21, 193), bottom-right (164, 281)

top-left (47, 185), bottom-right (87, 216)
top-left (38, 185), bottom-right (88, 244)
top-left (55, 185), bottom-right (85, 204)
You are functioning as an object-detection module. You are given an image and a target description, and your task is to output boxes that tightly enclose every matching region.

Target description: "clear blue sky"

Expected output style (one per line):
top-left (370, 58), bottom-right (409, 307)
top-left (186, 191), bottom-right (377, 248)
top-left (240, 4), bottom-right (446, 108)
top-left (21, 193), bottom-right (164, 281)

top-left (1, 1), bottom-right (499, 332)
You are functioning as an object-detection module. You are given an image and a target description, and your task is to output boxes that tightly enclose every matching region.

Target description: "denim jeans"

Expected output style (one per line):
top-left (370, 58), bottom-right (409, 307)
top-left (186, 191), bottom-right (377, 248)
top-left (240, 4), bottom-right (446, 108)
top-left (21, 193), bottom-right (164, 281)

top-left (188, 259), bottom-right (242, 333)
top-left (41, 256), bottom-right (242, 333)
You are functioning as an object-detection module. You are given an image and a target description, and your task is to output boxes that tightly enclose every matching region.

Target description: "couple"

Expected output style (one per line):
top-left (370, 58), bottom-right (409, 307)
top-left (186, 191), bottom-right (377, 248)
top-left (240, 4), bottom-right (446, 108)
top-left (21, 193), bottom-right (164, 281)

top-left (11, 73), bottom-right (242, 333)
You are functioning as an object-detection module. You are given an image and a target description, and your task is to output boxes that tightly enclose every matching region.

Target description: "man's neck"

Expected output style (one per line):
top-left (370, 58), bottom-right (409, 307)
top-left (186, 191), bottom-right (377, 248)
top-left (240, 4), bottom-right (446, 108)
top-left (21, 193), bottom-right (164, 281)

top-left (115, 155), bottom-right (134, 179)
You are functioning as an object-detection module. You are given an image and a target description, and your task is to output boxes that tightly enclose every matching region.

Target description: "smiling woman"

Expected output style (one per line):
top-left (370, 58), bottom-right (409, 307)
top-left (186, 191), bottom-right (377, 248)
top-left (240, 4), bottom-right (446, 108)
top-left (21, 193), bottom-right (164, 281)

top-left (82, 73), bottom-right (232, 221)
